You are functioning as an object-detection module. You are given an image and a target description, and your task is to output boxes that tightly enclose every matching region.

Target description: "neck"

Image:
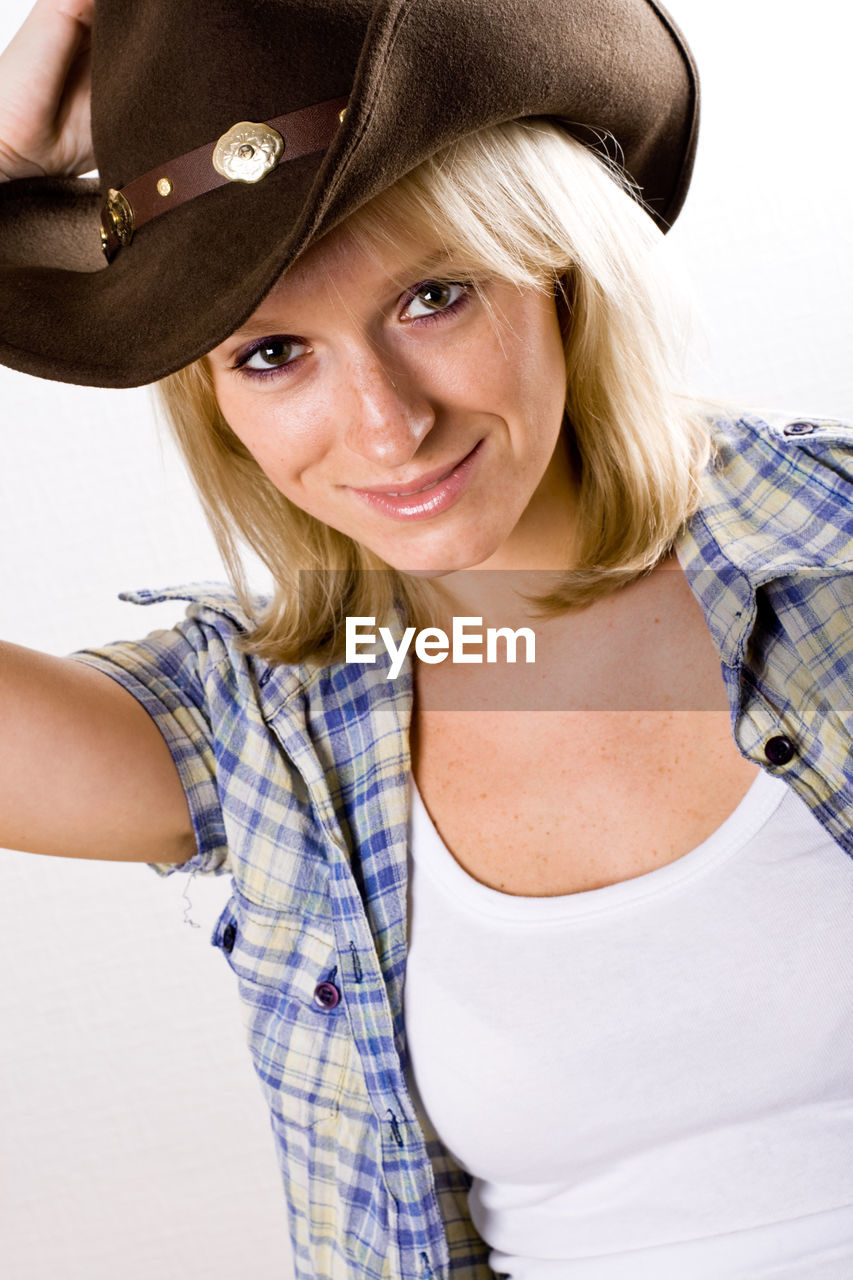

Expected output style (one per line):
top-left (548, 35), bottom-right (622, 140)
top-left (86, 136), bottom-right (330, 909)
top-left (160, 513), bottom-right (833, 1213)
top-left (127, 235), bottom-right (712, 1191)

top-left (424, 567), bottom-right (560, 634)
top-left (426, 441), bottom-right (580, 630)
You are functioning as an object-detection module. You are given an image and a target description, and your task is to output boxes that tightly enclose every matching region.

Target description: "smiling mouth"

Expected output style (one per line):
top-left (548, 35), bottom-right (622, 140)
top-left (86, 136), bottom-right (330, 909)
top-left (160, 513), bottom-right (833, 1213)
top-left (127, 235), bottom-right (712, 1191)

top-left (351, 444), bottom-right (479, 497)
top-left (382, 472), bottom-right (453, 497)
top-left (347, 439), bottom-right (484, 522)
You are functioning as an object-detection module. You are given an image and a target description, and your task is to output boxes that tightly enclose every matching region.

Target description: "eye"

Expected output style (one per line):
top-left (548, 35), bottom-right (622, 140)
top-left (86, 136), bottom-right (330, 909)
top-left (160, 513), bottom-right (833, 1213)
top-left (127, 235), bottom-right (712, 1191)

top-left (401, 280), bottom-right (470, 322)
top-left (238, 337), bottom-right (310, 375)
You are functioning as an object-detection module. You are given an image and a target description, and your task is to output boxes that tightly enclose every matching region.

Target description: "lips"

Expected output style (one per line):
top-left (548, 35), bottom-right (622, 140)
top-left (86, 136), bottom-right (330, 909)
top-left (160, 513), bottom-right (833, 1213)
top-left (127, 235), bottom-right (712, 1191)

top-left (351, 445), bottom-right (477, 496)
top-left (348, 439), bottom-right (484, 522)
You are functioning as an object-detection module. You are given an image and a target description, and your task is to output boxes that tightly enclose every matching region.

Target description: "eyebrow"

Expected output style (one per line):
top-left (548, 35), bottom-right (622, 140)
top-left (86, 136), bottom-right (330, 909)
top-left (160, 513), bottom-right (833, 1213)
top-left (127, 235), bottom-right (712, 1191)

top-left (223, 248), bottom-right (462, 344)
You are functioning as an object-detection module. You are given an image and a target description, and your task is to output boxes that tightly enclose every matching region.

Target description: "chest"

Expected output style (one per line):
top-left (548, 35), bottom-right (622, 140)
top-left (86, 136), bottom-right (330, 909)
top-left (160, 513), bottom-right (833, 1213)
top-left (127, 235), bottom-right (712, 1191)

top-left (411, 708), bottom-right (759, 896)
top-left (410, 564), bottom-right (761, 897)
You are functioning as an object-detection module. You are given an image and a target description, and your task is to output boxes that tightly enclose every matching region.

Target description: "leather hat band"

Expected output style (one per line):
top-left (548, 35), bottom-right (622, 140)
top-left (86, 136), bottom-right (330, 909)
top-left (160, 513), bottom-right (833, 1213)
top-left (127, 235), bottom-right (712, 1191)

top-left (99, 94), bottom-right (349, 262)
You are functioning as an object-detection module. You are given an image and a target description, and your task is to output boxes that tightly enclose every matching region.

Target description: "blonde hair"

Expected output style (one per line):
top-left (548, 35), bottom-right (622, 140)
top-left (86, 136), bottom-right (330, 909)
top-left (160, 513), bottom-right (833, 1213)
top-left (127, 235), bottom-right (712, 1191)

top-left (158, 117), bottom-right (712, 663)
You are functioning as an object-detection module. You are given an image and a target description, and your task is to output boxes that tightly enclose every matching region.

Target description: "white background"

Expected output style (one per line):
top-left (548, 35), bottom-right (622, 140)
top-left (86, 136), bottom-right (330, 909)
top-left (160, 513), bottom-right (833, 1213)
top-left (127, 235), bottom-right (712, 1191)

top-left (0, 2), bottom-right (851, 1277)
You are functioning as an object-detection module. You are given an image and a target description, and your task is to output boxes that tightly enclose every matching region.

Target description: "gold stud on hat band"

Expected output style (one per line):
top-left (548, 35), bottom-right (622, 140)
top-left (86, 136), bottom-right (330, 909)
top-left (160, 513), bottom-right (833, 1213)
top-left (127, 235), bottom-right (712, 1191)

top-left (99, 94), bottom-right (348, 262)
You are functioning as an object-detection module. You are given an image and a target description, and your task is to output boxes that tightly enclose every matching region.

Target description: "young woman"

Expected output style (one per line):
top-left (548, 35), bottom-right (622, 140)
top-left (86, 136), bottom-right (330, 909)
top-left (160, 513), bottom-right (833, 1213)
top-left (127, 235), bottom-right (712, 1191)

top-left (1, 1), bottom-right (851, 1278)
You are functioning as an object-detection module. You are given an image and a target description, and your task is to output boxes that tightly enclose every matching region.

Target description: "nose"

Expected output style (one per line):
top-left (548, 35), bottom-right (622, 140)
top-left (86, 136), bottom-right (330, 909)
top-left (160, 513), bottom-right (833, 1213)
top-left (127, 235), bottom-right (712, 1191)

top-left (341, 347), bottom-right (435, 469)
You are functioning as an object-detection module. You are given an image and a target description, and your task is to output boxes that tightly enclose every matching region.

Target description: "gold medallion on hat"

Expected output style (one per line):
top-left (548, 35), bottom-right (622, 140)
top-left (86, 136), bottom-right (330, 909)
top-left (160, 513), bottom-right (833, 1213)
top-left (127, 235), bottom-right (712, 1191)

top-left (212, 122), bottom-right (285, 183)
top-left (103, 187), bottom-right (134, 246)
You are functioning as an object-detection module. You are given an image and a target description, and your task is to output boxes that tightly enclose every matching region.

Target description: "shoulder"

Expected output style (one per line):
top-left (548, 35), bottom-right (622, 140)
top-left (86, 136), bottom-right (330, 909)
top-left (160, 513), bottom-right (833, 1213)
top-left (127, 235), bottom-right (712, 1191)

top-left (692, 408), bottom-right (853, 572)
top-left (678, 408), bottom-right (853, 581)
top-left (118, 581), bottom-right (268, 667)
top-left (106, 582), bottom-right (342, 715)
top-left (119, 581), bottom-right (262, 632)
top-left (74, 582), bottom-right (274, 710)
top-left (707, 408), bottom-right (853, 490)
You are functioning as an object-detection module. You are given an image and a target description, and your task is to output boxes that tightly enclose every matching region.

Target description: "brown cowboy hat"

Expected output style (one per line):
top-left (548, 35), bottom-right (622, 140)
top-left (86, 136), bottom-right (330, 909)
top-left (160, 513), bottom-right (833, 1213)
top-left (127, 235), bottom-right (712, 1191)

top-left (0, 0), bottom-right (698, 389)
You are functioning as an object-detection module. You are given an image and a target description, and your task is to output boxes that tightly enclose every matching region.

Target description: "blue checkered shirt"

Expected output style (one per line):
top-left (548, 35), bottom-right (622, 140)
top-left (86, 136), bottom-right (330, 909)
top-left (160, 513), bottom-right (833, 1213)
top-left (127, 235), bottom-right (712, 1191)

top-left (72, 411), bottom-right (853, 1280)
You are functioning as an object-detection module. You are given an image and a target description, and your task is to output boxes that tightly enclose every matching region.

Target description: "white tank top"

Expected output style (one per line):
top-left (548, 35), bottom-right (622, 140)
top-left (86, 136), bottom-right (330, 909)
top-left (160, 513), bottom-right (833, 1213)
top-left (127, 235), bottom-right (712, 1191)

top-left (404, 768), bottom-right (853, 1278)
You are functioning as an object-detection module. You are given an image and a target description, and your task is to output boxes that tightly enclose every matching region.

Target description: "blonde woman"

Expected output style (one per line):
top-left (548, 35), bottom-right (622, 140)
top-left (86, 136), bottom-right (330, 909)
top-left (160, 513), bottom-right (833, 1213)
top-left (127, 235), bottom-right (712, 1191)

top-left (1, 1), bottom-right (852, 1278)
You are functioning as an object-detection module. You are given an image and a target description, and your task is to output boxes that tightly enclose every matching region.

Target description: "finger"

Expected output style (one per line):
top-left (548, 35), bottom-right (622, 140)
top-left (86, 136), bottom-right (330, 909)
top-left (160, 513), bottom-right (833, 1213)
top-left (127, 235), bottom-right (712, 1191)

top-left (58, 0), bottom-right (94, 27)
top-left (0, 0), bottom-right (94, 124)
top-left (57, 43), bottom-right (95, 172)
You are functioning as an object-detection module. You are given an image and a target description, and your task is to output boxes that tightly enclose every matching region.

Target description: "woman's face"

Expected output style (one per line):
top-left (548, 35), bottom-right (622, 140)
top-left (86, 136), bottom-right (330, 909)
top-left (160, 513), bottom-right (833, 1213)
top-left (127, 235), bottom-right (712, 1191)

top-left (207, 217), bottom-right (574, 575)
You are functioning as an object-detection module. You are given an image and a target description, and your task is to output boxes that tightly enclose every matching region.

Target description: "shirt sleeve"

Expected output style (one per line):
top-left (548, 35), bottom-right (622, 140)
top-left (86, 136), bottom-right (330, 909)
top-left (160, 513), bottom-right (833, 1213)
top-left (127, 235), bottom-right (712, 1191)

top-left (69, 614), bottom-right (231, 879)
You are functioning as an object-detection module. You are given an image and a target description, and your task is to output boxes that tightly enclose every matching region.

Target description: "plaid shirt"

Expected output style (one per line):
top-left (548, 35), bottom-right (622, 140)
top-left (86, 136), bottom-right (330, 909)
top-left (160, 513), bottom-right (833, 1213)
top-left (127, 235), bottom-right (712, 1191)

top-left (73, 410), bottom-right (853, 1280)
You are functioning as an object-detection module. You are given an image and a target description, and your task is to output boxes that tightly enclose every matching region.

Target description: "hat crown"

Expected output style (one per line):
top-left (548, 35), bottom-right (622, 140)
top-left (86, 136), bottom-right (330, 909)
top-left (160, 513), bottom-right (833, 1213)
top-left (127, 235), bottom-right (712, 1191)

top-left (0, 0), bottom-right (699, 386)
top-left (91, 0), bottom-right (372, 187)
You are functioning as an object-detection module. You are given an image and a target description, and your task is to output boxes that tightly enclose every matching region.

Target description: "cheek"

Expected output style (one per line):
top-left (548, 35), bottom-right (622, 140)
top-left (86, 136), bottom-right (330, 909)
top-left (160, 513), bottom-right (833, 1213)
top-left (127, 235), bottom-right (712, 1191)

top-left (431, 325), bottom-right (505, 395)
top-left (214, 388), bottom-right (332, 495)
top-left (527, 303), bottom-right (569, 422)
top-left (474, 302), bottom-right (567, 441)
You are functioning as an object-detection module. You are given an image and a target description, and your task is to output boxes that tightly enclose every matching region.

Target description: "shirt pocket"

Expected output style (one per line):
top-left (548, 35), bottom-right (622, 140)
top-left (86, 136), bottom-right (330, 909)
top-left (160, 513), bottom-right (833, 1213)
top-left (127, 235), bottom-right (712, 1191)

top-left (212, 894), bottom-right (353, 1128)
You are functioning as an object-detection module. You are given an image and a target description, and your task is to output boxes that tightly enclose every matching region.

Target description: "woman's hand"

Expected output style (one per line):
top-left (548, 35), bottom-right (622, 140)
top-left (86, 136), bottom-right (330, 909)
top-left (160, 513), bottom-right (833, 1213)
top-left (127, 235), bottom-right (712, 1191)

top-left (0, 0), bottom-right (94, 182)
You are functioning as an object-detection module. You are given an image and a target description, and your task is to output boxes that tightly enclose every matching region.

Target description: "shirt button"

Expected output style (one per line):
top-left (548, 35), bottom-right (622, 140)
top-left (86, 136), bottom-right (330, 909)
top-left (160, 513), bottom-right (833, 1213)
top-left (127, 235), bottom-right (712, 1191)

top-left (783, 421), bottom-right (814, 436)
top-left (222, 923), bottom-right (237, 953)
top-left (313, 981), bottom-right (341, 1010)
top-left (764, 735), bottom-right (795, 766)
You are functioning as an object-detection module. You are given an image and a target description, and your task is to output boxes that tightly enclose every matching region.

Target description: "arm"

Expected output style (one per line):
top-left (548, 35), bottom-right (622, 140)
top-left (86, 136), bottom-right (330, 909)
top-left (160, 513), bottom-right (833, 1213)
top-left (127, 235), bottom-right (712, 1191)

top-left (0, 3), bottom-right (200, 865)
top-left (0, 638), bottom-right (196, 862)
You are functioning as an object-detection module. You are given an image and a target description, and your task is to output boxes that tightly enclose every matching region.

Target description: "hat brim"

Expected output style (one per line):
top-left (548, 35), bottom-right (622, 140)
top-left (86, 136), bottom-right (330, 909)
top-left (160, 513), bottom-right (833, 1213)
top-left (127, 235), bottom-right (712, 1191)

top-left (0, 150), bottom-right (337, 387)
top-left (0, 0), bottom-right (699, 388)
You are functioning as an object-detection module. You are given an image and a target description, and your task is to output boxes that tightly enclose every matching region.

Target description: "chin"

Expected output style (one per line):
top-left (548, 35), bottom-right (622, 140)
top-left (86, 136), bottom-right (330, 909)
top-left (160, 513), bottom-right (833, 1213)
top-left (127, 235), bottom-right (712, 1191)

top-left (392, 563), bottom-right (461, 581)
top-left (353, 523), bottom-right (506, 577)
top-left (345, 519), bottom-right (504, 581)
